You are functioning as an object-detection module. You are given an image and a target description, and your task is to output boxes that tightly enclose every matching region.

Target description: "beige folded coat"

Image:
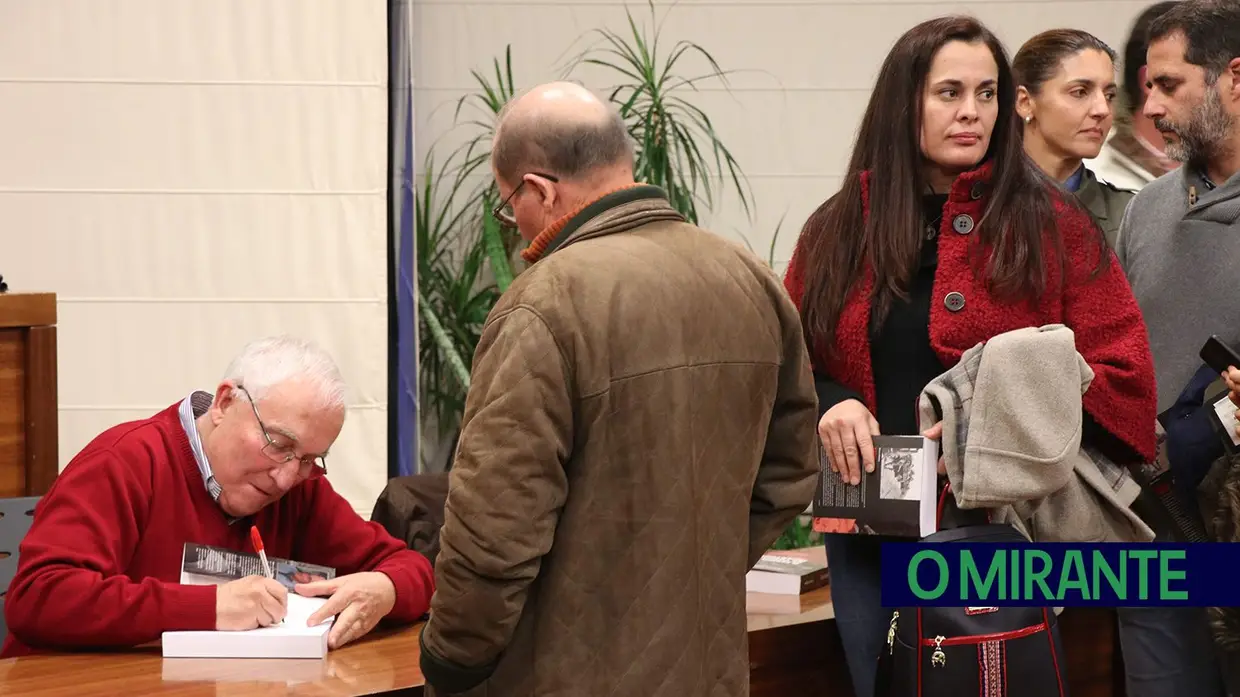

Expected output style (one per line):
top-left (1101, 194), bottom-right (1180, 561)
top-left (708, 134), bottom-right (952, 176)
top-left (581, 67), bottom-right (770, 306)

top-left (918, 324), bottom-right (1154, 543)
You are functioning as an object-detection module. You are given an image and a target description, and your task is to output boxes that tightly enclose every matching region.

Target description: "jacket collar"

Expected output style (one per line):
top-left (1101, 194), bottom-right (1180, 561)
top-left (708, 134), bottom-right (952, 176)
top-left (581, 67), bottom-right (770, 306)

top-left (521, 185), bottom-right (683, 264)
top-left (1073, 167), bottom-right (1110, 222)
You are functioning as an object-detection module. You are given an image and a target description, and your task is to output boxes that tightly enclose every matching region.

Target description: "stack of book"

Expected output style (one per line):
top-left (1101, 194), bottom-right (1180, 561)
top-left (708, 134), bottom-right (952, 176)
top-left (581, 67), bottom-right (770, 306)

top-left (746, 549), bottom-right (829, 596)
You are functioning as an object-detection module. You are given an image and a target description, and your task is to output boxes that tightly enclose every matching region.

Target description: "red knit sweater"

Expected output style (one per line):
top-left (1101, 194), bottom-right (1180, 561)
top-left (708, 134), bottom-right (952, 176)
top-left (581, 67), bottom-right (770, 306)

top-left (784, 163), bottom-right (1157, 463)
top-left (0, 402), bottom-right (434, 657)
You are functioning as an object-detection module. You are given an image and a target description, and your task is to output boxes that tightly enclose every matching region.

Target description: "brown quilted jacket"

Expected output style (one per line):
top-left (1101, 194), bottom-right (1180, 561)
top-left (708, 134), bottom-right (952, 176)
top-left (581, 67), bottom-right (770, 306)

top-left (418, 186), bottom-right (819, 697)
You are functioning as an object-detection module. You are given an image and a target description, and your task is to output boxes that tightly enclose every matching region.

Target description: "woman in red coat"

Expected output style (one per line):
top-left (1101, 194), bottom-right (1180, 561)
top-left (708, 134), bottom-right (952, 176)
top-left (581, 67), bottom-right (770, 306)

top-left (783, 16), bottom-right (1156, 697)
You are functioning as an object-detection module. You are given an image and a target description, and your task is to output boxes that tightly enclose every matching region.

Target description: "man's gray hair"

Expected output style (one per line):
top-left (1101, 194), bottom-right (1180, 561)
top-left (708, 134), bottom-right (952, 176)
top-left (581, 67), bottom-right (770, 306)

top-left (222, 335), bottom-right (347, 411)
top-left (491, 93), bottom-right (635, 184)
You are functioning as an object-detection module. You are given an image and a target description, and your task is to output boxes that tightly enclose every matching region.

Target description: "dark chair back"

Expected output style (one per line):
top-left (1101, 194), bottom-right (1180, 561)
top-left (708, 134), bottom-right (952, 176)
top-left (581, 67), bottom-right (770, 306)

top-left (0, 496), bottom-right (40, 641)
top-left (371, 473), bottom-right (449, 565)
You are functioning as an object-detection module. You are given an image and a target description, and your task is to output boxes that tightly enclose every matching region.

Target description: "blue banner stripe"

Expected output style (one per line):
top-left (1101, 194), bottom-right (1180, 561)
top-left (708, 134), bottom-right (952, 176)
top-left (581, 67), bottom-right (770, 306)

top-left (880, 542), bottom-right (1238, 607)
top-left (389, 0), bottom-right (418, 477)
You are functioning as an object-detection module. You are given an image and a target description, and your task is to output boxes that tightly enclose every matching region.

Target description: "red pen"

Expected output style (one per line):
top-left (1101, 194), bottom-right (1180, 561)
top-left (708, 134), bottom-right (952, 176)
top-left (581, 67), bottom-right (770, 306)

top-left (249, 525), bottom-right (275, 580)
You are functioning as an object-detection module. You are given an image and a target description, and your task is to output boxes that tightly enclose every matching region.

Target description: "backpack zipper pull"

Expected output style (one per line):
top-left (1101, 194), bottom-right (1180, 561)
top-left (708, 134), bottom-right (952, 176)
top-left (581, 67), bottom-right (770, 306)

top-left (887, 611), bottom-right (899, 655)
top-left (931, 635), bottom-right (946, 667)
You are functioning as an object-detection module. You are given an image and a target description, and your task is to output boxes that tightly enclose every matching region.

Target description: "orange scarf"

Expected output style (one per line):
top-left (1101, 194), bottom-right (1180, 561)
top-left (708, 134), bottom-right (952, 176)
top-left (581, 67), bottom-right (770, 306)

top-left (520, 184), bottom-right (645, 264)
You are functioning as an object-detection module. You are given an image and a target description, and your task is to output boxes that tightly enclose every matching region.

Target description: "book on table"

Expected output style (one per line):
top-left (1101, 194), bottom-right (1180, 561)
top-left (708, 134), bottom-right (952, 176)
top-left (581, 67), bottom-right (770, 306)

top-left (811, 435), bottom-right (939, 538)
top-left (161, 543), bottom-right (339, 659)
top-left (746, 548), bottom-right (829, 596)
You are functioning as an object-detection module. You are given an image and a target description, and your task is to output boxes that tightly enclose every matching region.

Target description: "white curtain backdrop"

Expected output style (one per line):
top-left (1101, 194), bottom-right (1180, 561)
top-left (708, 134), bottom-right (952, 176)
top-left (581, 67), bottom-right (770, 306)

top-left (0, 0), bottom-right (390, 514)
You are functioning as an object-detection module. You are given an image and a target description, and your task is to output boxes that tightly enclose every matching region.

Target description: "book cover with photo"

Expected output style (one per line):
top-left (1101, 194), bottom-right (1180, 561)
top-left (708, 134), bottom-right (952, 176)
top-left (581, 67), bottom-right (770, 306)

top-left (811, 435), bottom-right (939, 538)
top-left (180, 542), bottom-right (336, 592)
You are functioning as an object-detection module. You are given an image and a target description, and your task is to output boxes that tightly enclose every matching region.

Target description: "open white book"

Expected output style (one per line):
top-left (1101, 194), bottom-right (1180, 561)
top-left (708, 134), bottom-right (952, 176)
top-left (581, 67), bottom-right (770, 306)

top-left (162, 593), bottom-right (334, 659)
top-left (161, 542), bottom-right (338, 659)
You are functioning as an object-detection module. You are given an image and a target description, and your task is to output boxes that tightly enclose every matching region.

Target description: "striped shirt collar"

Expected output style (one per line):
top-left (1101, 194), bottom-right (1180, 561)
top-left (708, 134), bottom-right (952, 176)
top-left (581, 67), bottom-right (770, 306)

top-left (178, 390), bottom-right (242, 524)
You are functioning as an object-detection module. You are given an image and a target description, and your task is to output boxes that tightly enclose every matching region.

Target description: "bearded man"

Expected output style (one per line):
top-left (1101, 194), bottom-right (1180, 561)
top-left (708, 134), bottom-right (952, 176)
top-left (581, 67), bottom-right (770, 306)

top-left (1112, 1), bottom-right (1240, 696)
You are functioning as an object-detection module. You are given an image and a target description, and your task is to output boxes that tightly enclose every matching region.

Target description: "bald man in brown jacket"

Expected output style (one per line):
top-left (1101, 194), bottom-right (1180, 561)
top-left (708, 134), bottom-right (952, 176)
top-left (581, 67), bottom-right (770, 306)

top-left (418, 82), bottom-right (819, 697)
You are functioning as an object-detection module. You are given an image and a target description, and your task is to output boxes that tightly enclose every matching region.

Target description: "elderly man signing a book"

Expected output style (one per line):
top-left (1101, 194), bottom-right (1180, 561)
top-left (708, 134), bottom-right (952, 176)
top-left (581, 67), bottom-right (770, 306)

top-left (0, 336), bottom-right (434, 657)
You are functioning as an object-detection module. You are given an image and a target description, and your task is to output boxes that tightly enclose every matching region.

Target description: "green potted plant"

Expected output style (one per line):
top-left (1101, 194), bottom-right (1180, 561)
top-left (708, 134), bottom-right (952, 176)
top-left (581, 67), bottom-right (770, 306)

top-left (416, 2), bottom-right (753, 471)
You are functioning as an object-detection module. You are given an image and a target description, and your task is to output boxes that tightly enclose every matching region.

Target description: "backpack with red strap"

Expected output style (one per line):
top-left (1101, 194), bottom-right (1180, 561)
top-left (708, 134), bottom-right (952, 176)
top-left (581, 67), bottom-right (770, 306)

top-left (875, 483), bottom-right (1069, 697)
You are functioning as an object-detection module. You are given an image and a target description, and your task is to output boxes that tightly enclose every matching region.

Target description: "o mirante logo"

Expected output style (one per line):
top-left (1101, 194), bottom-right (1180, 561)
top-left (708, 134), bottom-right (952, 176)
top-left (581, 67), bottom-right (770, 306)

top-left (878, 543), bottom-right (1233, 607)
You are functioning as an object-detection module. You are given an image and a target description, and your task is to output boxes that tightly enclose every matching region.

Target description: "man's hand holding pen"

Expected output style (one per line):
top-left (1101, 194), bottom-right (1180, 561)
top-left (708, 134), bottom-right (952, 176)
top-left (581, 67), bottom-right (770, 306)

top-left (215, 575), bottom-right (288, 630)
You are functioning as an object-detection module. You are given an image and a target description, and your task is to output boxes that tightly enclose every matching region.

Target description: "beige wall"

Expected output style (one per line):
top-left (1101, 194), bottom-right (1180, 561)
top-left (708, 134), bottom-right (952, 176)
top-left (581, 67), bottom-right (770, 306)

top-left (413, 0), bottom-right (1159, 274)
top-left (0, 0), bottom-right (389, 514)
top-left (0, 0), bottom-right (1161, 514)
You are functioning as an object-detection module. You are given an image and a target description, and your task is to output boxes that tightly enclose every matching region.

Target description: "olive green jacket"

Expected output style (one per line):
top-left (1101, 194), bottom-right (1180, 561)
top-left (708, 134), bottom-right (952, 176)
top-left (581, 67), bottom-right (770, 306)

top-left (1076, 166), bottom-right (1136, 249)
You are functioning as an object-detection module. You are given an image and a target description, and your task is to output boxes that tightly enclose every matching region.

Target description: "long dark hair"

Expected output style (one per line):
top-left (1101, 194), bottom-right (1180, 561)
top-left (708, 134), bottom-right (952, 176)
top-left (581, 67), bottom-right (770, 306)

top-left (795, 16), bottom-right (1070, 353)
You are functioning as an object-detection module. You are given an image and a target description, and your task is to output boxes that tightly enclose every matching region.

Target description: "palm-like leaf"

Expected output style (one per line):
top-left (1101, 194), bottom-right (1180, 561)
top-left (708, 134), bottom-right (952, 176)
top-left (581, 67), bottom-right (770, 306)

top-left (415, 146), bottom-right (493, 431)
top-left (454, 46), bottom-right (525, 264)
top-left (416, 50), bottom-right (522, 451)
top-left (566, 0), bottom-right (752, 224)
top-left (417, 10), bottom-right (753, 457)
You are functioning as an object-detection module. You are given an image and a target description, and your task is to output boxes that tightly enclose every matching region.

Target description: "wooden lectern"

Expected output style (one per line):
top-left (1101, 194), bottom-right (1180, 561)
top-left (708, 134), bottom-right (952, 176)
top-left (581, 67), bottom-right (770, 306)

top-left (0, 293), bottom-right (58, 496)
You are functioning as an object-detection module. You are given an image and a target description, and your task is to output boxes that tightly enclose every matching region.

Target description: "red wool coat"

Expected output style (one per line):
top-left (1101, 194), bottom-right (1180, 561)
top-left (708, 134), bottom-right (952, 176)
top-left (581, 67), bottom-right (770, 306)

top-left (784, 162), bottom-right (1157, 463)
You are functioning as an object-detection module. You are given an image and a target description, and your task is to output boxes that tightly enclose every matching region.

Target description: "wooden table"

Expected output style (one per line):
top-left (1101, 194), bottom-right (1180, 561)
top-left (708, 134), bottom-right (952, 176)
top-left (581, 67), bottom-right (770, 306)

top-left (0, 623), bottom-right (426, 696)
top-left (0, 563), bottom-right (1123, 696)
top-left (746, 546), bottom-right (846, 697)
top-left (748, 584), bottom-right (842, 696)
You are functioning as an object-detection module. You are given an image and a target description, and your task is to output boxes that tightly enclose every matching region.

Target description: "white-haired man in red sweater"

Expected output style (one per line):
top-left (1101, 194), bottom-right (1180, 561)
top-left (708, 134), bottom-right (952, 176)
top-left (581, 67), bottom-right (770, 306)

top-left (1, 335), bottom-right (433, 657)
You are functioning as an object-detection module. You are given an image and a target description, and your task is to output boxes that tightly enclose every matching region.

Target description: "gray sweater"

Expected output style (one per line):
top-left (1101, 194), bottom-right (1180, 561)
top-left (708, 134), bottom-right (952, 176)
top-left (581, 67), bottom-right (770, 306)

top-left (1116, 166), bottom-right (1240, 412)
